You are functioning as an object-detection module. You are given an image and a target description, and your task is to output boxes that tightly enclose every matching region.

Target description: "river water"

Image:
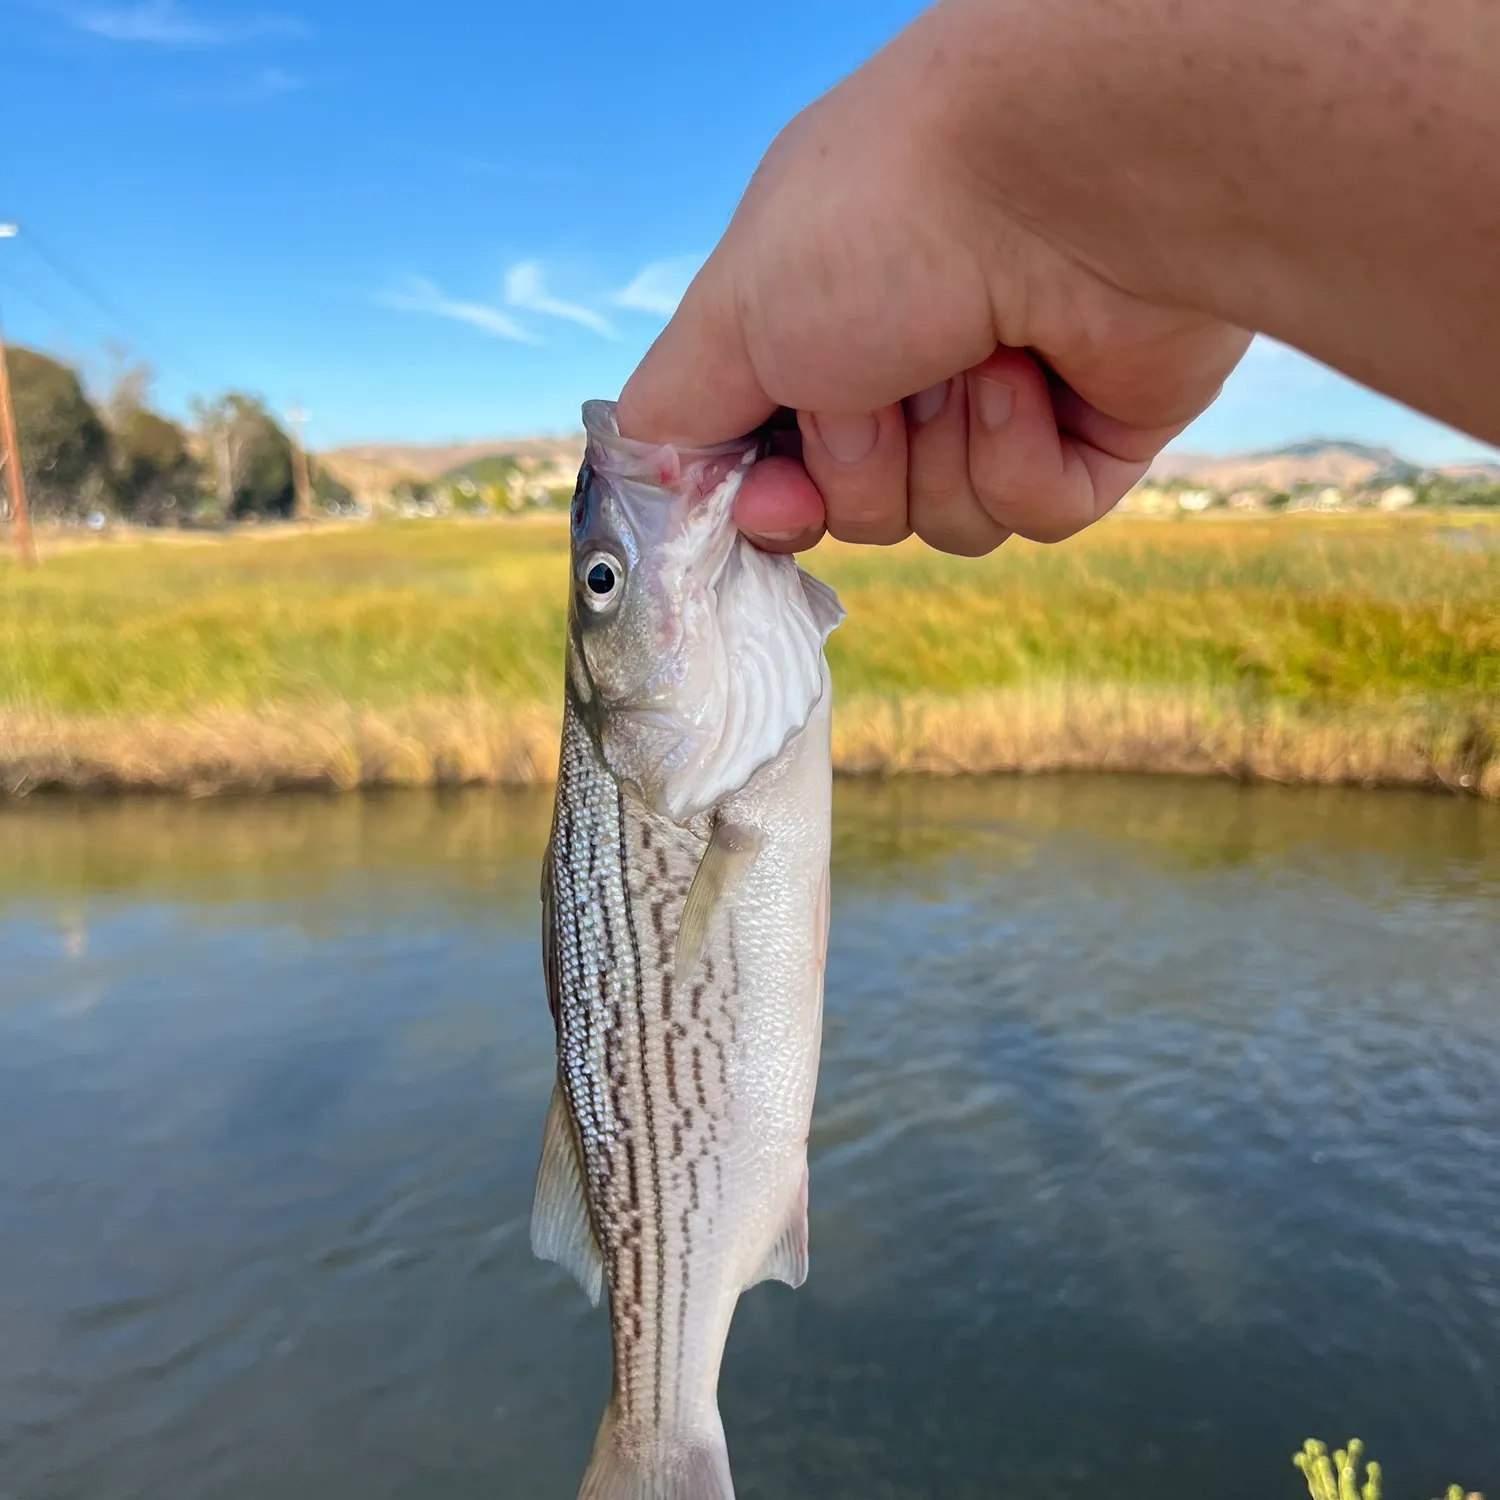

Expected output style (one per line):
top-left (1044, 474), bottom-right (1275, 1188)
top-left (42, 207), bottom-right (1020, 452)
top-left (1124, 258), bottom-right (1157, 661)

top-left (0, 778), bottom-right (1496, 1500)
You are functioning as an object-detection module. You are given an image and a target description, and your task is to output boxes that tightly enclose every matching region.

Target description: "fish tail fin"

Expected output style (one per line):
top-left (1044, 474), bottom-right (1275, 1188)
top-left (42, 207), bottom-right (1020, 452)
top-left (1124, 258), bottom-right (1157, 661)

top-left (577, 1405), bottom-right (735, 1500)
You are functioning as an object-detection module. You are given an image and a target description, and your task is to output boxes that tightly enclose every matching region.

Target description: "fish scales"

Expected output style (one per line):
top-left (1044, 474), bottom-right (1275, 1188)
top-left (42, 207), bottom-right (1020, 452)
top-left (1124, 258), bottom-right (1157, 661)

top-left (551, 704), bottom-right (741, 1430)
top-left (531, 400), bottom-right (843, 1500)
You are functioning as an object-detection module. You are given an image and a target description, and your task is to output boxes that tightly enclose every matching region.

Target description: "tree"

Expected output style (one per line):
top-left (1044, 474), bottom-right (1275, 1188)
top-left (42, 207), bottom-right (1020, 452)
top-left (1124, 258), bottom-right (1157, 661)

top-left (312, 461), bottom-right (354, 513)
top-left (112, 406), bottom-right (201, 525)
top-left (100, 343), bottom-right (155, 427)
top-left (4, 346), bottom-right (110, 519)
top-left (192, 393), bottom-right (295, 520)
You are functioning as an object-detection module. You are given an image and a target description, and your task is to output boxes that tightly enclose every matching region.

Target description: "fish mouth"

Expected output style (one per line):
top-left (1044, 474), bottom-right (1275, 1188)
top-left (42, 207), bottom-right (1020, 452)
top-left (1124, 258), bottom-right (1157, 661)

top-left (583, 400), bottom-right (759, 499)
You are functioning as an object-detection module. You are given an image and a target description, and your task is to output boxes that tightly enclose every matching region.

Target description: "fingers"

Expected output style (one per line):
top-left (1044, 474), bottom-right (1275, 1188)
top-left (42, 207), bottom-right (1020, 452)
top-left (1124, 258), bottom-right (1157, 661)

top-left (960, 347), bottom-right (1176, 542)
top-left (616, 253), bottom-right (776, 448)
top-left (732, 457), bottom-right (825, 554)
top-left (797, 405), bottom-right (912, 545)
top-left (904, 379), bottom-right (1013, 556)
top-left (733, 347), bottom-right (1202, 556)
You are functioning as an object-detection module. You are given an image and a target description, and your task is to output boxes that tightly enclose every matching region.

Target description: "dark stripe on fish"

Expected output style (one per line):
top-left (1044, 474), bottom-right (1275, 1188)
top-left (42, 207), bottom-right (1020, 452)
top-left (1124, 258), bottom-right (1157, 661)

top-left (617, 784), bottom-right (667, 1431)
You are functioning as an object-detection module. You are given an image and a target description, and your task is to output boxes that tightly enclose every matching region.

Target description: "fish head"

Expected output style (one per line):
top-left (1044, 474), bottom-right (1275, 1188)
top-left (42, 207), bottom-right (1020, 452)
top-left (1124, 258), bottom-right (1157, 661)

top-left (565, 399), bottom-right (844, 825)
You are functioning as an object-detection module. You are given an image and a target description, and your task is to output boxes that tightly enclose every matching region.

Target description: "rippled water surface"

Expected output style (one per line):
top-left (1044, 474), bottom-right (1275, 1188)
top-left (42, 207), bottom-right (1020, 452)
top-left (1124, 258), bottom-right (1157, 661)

top-left (1, 778), bottom-right (1497, 1500)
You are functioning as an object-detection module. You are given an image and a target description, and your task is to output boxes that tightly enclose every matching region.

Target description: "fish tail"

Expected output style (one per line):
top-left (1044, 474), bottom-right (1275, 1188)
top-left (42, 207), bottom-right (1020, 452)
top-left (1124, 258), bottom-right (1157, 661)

top-left (577, 1404), bottom-right (735, 1500)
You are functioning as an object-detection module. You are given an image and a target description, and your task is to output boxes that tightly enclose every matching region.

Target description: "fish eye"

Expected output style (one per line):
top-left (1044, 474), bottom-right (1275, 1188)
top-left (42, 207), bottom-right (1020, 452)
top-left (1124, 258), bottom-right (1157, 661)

top-left (580, 552), bottom-right (623, 610)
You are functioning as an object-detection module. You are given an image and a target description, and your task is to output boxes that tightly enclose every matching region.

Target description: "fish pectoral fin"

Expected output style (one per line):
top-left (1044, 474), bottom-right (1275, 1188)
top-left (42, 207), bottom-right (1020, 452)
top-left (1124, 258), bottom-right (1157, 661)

top-left (530, 1081), bottom-right (604, 1307)
top-left (674, 821), bottom-right (763, 980)
top-left (797, 566), bottom-right (845, 641)
top-left (746, 1168), bottom-right (809, 1291)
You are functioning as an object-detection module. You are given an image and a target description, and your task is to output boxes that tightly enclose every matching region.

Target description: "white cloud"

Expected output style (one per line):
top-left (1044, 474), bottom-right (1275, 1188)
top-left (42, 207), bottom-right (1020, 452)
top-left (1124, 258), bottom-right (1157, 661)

top-left (503, 261), bottom-right (616, 338)
top-left (72, 1), bottom-right (306, 45)
top-left (378, 277), bottom-right (540, 345)
top-left (612, 255), bottom-right (704, 318)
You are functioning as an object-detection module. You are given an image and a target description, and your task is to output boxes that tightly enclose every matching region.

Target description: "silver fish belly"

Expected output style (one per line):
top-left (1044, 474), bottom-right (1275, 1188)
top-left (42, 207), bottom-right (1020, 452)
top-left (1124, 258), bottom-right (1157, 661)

top-left (531, 402), bottom-right (840, 1500)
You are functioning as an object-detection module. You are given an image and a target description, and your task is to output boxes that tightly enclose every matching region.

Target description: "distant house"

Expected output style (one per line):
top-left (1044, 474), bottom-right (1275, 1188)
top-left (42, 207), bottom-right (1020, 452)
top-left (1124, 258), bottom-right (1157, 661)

top-left (1228, 490), bottom-right (1266, 511)
top-left (1378, 484), bottom-right (1417, 512)
top-left (1177, 488), bottom-right (1217, 512)
top-left (1119, 486), bottom-right (1171, 514)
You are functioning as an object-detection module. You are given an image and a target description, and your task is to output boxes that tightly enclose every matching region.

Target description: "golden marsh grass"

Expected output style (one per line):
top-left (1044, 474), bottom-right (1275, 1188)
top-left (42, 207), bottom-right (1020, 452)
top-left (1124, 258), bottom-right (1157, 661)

top-left (1, 512), bottom-right (1496, 797)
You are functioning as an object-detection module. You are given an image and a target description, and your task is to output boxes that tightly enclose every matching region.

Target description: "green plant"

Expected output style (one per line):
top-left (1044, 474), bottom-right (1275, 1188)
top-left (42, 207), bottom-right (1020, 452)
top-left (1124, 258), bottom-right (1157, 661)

top-left (1295, 1438), bottom-right (1482, 1500)
top-left (1295, 1439), bottom-right (1382, 1500)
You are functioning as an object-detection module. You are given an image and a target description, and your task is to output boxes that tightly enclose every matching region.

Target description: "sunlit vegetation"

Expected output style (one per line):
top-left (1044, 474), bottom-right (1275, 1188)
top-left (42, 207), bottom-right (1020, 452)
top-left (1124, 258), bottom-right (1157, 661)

top-left (1294, 1438), bottom-right (1482, 1500)
top-left (1, 511), bottom-right (1496, 795)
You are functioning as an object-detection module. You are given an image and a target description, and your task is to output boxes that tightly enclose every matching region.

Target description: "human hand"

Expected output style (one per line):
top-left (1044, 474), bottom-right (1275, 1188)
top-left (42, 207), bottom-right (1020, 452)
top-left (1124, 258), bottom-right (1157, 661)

top-left (616, 4), bottom-right (1252, 556)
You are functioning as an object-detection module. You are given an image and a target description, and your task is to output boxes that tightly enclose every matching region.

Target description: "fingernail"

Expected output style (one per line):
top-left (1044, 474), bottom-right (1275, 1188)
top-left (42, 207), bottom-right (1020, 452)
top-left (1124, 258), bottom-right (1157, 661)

top-left (754, 526), bottom-right (807, 543)
top-left (974, 377), bottom-right (1015, 431)
top-left (906, 381), bottom-right (950, 425)
top-left (811, 411), bottom-right (879, 464)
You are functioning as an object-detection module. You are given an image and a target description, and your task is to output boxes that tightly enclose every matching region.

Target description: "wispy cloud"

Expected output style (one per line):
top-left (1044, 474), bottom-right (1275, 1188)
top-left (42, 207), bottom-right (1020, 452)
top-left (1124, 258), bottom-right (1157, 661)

top-left (72, 0), bottom-right (307, 45)
top-left (504, 261), bottom-right (616, 338)
top-left (158, 66), bottom-right (307, 105)
top-left (378, 277), bottom-right (540, 345)
top-left (612, 255), bottom-right (704, 318)
top-left (253, 65), bottom-right (302, 93)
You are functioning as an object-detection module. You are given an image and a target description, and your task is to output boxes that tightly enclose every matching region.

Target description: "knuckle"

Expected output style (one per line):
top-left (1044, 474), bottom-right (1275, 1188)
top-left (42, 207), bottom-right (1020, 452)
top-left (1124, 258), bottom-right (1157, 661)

top-left (912, 519), bottom-right (1006, 557)
top-left (967, 458), bottom-right (1092, 542)
top-left (822, 483), bottom-right (909, 545)
top-left (827, 514), bottom-right (911, 545)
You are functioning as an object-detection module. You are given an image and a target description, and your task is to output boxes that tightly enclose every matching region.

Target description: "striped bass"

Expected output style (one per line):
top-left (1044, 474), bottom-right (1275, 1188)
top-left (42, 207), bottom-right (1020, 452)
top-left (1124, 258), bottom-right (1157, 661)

top-left (532, 399), bottom-right (843, 1500)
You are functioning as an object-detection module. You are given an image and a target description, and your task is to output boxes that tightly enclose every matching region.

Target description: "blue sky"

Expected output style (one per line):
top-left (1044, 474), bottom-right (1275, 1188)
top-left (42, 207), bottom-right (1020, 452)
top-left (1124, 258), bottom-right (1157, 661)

top-left (1, 0), bottom-right (1493, 464)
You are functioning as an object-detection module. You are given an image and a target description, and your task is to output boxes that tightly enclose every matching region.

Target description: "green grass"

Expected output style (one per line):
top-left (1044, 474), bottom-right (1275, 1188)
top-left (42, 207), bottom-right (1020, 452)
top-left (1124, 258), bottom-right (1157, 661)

top-left (816, 516), bottom-right (1500, 704)
top-left (0, 519), bottom-right (568, 714)
top-left (0, 511), bottom-right (1496, 794)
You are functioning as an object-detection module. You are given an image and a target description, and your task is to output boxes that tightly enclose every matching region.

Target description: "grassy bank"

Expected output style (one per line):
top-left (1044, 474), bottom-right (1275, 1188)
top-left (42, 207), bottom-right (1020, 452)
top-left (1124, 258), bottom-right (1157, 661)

top-left (1, 512), bottom-right (1496, 796)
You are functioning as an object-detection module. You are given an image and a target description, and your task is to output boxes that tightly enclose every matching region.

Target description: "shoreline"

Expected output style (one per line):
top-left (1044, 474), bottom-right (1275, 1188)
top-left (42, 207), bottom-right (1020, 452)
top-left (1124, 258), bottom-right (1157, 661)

top-left (3, 688), bottom-right (1493, 800)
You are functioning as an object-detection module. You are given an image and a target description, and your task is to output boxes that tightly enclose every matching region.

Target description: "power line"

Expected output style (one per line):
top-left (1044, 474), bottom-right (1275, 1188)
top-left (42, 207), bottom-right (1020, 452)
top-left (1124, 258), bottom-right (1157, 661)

top-left (0, 255), bottom-right (83, 334)
top-left (9, 220), bottom-right (219, 390)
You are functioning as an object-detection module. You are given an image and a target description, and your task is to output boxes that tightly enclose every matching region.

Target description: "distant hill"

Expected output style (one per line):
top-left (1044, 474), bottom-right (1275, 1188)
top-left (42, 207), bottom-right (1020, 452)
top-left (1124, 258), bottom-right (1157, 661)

top-left (1148, 439), bottom-right (1420, 493)
top-left (1436, 460), bottom-right (1500, 483)
top-left (319, 434), bottom-right (585, 498)
top-left (441, 454), bottom-right (524, 485)
top-left (315, 432), bottom-right (1497, 503)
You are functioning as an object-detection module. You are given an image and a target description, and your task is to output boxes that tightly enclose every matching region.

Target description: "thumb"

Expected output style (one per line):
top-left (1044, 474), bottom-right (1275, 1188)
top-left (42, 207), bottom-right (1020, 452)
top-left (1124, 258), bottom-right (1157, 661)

top-left (615, 255), bottom-right (777, 448)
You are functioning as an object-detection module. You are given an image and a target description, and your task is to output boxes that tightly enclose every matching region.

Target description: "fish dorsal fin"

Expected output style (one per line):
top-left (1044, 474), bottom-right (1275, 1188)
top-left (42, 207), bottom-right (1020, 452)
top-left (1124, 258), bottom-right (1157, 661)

top-left (531, 1081), bottom-right (604, 1306)
top-left (746, 1163), bottom-right (809, 1290)
top-left (673, 821), bottom-right (763, 980)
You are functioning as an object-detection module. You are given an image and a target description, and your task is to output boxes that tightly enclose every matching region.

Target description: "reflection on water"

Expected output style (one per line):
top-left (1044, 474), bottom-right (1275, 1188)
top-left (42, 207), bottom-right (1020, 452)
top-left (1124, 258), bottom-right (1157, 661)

top-left (0, 778), bottom-right (1496, 1500)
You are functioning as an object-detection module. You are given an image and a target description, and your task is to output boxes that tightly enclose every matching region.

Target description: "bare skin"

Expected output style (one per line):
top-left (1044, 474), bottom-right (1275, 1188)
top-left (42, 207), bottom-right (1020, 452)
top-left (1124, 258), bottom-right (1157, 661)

top-left (616, 0), bottom-right (1500, 556)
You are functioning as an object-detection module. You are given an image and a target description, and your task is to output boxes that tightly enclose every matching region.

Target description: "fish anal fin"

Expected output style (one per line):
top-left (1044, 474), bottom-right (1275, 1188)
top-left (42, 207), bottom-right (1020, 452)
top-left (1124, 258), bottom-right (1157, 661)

top-left (746, 1167), bottom-right (809, 1291)
top-left (530, 1081), bottom-right (604, 1306)
top-left (673, 821), bottom-right (762, 979)
top-left (578, 1405), bottom-right (735, 1500)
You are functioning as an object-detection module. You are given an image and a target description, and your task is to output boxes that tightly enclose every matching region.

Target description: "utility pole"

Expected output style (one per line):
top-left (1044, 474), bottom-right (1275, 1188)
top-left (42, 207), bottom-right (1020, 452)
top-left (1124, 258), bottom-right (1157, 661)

top-left (0, 224), bottom-right (36, 568)
top-left (215, 421), bottom-right (233, 518)
top-left (287, 401), bottom-right (312, 524)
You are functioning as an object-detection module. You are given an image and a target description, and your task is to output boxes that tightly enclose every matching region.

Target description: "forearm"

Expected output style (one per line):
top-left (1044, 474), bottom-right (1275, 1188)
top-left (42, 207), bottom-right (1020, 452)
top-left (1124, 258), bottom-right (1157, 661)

top-left (880, 0), bottom-right (1500, 443)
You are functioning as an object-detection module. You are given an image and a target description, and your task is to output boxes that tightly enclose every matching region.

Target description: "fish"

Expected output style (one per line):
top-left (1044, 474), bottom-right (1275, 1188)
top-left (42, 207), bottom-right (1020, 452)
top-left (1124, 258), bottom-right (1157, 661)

top-left (531, 398), bottom-right (844, 1500)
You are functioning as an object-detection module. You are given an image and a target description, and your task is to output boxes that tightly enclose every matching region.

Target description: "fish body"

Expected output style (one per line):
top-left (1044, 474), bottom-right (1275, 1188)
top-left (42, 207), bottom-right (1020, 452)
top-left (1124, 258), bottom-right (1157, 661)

top-left (533, 401), bottom-right (843, 1500)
